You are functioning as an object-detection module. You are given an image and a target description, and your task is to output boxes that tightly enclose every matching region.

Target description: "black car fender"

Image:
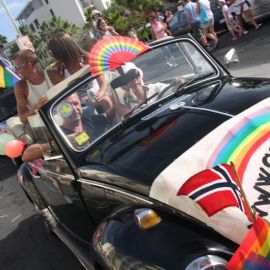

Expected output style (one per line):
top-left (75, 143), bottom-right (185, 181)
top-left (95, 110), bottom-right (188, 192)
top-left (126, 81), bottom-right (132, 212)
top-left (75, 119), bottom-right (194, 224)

top-left (91, 206), bottom-right (237, 270)
top-left (17, 163), bottom-right (47, 210)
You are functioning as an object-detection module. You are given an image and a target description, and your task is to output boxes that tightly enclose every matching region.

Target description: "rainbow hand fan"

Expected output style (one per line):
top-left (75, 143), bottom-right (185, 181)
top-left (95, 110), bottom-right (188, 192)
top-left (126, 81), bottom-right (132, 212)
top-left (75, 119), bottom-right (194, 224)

top-left (89, 36), bottom-right (149, 76)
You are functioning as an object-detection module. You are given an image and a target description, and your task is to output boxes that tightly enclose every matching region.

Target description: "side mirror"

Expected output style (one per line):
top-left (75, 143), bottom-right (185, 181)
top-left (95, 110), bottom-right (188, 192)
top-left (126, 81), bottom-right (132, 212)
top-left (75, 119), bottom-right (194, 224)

top-left (224, 48), bottom-right (239, 67)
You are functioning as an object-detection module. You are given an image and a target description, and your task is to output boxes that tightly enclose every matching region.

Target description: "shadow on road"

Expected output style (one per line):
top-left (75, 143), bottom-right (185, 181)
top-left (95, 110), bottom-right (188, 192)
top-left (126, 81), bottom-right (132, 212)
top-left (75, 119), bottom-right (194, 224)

top-left (0, 214), bottom-right (84, 270)
top-left (0, 157), bottom-right (17, 182)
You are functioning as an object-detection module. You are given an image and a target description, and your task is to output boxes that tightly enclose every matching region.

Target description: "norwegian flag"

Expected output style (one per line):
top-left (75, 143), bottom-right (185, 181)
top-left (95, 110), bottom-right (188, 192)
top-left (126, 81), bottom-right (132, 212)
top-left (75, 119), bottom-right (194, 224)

top-left (177, 164), bottom-right (252, 220)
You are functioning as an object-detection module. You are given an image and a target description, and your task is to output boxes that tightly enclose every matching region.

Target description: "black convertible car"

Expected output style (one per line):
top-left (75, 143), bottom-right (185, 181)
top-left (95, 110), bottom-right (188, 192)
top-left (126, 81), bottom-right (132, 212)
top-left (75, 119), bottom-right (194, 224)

top-left (18, 34), bottom-right (270, 269)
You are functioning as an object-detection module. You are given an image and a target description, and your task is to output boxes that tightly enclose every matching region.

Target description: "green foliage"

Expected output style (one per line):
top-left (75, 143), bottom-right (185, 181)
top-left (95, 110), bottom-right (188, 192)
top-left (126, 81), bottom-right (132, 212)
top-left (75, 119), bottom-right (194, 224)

top-left (9, 44), bottom-right (19, 57)
top-left (38, 17), bottom-right (81, 40)
top-left (114, 0), bottom-right (163, 13)
top-left (100, 0), bottom-right (159, 41)
top-left (84, 6), bottom-right (95, 31)
top-left (0, 34), bottom-right (8, 59)
top-left (137, 26), bottom-right (152, 41)
top-left (18, 18), bottom-right (82, 66)
top-left (0, 34), bottom-right (7, 48)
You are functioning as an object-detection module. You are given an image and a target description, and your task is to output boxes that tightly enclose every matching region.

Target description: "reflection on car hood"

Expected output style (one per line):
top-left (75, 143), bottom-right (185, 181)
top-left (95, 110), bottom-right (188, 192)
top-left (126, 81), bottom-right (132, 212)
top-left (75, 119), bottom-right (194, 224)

top-left (82, 77), bottom-right (270, 193)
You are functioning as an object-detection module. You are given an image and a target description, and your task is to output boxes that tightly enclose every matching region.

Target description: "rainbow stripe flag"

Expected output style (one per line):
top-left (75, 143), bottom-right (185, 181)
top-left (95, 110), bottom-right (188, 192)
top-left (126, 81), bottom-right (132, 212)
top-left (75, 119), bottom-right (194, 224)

top-left (227, 216), bottom-right (270, 270)
top-left (0, 58), bottom-right (20, 88)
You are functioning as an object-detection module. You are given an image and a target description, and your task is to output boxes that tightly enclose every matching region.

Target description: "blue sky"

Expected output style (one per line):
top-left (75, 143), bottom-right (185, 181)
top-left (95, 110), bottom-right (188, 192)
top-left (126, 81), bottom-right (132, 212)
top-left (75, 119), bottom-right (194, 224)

top-left (0, 0), bottom-right (29, 42)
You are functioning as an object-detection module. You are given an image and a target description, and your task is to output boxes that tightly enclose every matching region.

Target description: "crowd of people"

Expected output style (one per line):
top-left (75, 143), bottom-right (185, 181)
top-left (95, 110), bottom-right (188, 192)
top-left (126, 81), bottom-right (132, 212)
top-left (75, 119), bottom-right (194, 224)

top-left (148, 0), bottom-right (262, 45)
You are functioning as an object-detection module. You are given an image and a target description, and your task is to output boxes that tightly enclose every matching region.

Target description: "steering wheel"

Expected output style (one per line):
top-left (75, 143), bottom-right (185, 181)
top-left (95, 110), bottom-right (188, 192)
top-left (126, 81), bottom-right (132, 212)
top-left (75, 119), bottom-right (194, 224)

top-left (156, 80), bottom-right (177, 100)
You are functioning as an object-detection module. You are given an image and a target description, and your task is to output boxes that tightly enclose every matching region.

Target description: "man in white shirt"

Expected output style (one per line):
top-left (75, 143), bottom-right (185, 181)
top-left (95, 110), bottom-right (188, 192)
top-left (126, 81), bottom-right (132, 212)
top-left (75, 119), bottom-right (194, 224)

top-left (111, 69), bottom-right (185, 119)
top-left (13, 49), bottom-right (63, 124)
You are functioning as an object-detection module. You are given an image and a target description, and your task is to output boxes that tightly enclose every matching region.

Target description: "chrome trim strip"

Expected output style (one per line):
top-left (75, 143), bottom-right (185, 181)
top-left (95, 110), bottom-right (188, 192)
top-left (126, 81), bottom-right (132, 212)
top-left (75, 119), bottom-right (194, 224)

top-left (181, 105), bottom-right (234, 118)
top-left (27, 161), bottom-right (75, 180)
top-left (78, 179), bottom-right (153, 204)
top-left (141, 96), bottom-right (188, 120)
top-left (141, 93), bottom-right (234, 120)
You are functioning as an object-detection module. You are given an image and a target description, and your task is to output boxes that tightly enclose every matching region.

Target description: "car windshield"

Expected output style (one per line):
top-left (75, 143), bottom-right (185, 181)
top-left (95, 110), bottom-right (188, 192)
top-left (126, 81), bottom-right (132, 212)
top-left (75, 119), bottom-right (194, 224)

top-left (51, 39), bottom-right (217, 152)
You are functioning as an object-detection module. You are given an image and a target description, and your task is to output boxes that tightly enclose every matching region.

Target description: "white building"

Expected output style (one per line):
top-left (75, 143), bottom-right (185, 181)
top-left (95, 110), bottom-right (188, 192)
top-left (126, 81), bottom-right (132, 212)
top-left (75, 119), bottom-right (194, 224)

top-left (16, 0), bottom-right (111, 33)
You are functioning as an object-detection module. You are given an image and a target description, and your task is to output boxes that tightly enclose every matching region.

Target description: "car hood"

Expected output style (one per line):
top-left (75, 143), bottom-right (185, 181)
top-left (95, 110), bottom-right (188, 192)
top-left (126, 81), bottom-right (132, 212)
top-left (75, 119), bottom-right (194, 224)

top-left (83, 76), bottom-right (270, 184)
top-left (148, 77), bottom-right (270, 245)
top-left (199, 77), bottom-right (270, 115)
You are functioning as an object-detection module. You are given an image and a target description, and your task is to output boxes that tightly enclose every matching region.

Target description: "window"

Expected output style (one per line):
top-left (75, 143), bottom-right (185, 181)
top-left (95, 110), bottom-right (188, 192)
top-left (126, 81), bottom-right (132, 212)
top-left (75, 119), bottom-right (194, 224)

top-left (30, 23), bottom-right (35, 32)
top-left (34, 19), bottom-right (40, 29)
top-left (50, 9), bottom-right (55, 17)
top-left (50, 40), bottom-right (217, 153)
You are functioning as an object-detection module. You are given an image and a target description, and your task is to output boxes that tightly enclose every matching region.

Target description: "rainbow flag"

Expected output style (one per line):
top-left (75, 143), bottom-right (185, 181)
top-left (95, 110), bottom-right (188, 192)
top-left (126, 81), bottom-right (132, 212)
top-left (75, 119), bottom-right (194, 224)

top-left (227, 216), bottom-right (270, 270)
top-left (0, 58), bottom-right (20, 88)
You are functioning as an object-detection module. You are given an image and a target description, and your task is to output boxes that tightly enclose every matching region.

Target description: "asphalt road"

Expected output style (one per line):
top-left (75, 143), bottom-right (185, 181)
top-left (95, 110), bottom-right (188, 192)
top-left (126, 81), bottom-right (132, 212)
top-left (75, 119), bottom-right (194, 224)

top-left (1, 18), bottom-right (270, 270)
top-left (212, 17), bottom-right (270, 78)
top-left (0, 157), bottom-right (84, 270)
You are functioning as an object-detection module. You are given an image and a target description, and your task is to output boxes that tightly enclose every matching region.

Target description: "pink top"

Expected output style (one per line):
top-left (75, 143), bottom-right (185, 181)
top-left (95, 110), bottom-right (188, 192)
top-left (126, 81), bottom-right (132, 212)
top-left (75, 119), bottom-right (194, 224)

top-left (151, 21), bottom-right (167, 40)
top-left (222, 4), bottom-right (233, 23)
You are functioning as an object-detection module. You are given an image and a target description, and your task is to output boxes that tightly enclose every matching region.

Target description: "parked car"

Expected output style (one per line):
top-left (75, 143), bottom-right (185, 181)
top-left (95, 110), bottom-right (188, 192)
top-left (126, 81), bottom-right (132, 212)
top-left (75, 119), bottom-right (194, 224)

top-left (18, 34), bottom-right (270, 269)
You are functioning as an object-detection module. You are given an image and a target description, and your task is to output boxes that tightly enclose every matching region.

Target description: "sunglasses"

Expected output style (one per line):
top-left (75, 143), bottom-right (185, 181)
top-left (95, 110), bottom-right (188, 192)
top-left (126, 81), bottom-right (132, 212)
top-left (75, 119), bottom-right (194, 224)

top-left (14, 63), bottom-right (26, 71)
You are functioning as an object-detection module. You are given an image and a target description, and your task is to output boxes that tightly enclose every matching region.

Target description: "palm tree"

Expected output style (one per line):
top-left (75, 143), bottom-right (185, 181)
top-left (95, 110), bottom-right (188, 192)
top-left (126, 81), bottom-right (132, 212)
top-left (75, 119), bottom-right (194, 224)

top-left (0, 34), bottom-right (7, 46)
top-left (114, 0), bottom-right (163, 14)
top-left (9, 44), bottom-right (20, 57)
top-left (37, 17), bottom-right (82, 66)
top-left (101, 0), bottom-right (159, 40)
top-left (39, 17), bottom-right (81, 41)
top-left (83, 6), bottom-right (95, 31)
top-left (0, 34), bottom-right (8, 58)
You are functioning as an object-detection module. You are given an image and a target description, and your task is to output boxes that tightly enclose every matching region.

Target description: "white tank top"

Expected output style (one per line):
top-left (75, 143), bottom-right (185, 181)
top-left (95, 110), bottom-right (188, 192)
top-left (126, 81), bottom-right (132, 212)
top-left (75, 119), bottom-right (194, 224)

top-left (26, 71), bottom-right (53, 109)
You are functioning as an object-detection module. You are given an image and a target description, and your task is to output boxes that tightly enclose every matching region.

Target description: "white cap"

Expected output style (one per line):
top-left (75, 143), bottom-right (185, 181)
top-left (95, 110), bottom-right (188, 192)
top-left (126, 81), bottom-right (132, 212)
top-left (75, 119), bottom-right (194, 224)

top-left (91, 9), bottom-right (101, 16)
top-left (122, 62), bottom-right (144, 79)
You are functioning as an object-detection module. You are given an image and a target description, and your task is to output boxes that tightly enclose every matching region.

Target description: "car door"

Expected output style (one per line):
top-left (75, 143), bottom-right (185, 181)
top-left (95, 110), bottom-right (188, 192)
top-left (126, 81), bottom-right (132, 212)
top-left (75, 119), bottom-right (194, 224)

top-left (27, 114), bottom-right (95, 241)
top-left (33, 158), bottom-right (97, 239)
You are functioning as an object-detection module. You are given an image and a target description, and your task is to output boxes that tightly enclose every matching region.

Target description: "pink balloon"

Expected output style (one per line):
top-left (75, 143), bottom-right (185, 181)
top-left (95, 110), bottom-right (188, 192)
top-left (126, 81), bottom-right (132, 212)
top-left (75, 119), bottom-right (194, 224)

top-left (4, 140), bottom-right (25, 158)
